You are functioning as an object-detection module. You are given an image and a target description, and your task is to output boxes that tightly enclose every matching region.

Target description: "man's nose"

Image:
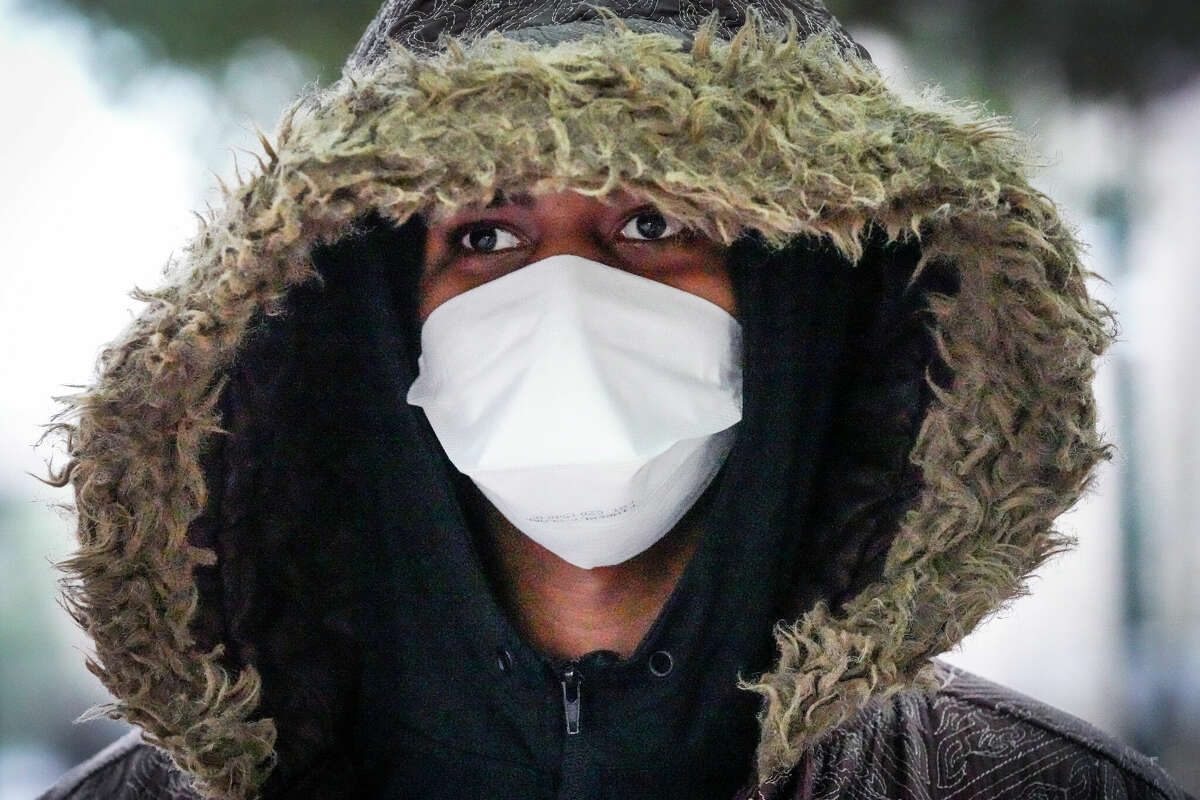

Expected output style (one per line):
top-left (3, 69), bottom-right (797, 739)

top-left (525, 233), bottom-right (619, 270)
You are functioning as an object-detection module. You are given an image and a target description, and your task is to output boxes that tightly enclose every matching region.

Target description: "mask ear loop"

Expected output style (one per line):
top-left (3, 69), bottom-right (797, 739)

top-left (703, 227), bottom-right (763, 542)
top-left (383, 210), bottom-right (430, 386)
top-left (650, 229), bottom-right (763, 600)
top-left (716, 227), bottom-right (861, 624)
top-left (378, 209), bottom-right (506, 586)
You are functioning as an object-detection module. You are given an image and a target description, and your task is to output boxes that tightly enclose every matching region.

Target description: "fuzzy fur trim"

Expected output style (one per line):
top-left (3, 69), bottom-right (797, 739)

top-left (38, 7), bottom-right (1116, 798)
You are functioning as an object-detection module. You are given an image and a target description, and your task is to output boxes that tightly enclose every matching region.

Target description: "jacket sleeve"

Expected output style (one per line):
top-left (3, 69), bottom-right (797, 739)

top-left (35, 728), bottom-right (204, 800)
top-left (932, 663), bottom-right (1196, 800)
top-left (781, 661), bottom-right (1198, 800)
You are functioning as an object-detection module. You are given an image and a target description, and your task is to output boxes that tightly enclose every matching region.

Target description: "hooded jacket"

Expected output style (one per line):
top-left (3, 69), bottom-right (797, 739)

top-left (34, 1), bottom-right (1198, 799)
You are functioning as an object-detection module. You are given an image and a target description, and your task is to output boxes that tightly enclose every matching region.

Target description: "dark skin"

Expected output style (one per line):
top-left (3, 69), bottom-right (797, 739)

top-left (420, 187), bottom-right (736, 661)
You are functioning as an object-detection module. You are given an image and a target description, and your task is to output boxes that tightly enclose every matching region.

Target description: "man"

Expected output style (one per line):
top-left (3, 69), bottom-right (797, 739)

top-left (417, 186), bottom-right (737, 666)
top-left (35, 1), bottom-right (1197, 798)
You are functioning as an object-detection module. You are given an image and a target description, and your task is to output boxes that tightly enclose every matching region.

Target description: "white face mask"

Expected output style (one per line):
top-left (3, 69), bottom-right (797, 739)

top-left (406, 254), bottom-right (742, 569)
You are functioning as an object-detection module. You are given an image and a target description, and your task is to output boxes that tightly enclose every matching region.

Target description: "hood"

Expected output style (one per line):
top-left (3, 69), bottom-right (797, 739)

top-left (39, 3), bottom-right (1116, 798)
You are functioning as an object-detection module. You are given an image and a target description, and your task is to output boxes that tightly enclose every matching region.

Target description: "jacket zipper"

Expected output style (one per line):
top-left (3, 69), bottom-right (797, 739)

top-left (559, 660), bottom-right (582, 735)
top-left (553, 659), bottom-right (589, 800)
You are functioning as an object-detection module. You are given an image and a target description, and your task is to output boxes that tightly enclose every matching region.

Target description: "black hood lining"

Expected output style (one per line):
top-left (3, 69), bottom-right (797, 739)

top-left (185, 211), bottom-right (949, 795)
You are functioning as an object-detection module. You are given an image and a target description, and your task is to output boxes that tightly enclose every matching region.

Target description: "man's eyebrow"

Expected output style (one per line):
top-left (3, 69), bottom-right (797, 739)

top-left (486, 190), bottom-right (534, 209)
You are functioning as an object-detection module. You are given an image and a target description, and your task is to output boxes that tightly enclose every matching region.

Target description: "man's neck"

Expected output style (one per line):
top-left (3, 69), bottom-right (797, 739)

top-left (472, 492), bottom-right (705, 662)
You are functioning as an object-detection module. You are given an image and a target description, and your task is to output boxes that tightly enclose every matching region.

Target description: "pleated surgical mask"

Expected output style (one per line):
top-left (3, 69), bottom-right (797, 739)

top-left (406, 253), bottom-right (742, 569)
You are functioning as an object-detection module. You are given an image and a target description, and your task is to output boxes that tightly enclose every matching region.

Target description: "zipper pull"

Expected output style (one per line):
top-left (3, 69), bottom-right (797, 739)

top-left (560, 661), bottom-right (582, 735)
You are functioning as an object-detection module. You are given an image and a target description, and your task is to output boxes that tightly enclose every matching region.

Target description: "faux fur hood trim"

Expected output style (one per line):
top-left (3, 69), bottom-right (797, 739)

top-left (39, 7), bottom-right (1116, 798)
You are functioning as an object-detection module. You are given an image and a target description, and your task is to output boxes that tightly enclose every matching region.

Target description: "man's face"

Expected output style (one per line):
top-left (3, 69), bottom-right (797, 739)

top-left (419, 187), bottom-right (736, 323)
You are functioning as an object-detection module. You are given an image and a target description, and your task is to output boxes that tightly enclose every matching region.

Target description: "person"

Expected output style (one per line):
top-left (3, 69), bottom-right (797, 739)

top-left (33, 1), bottom-right (1197, 799)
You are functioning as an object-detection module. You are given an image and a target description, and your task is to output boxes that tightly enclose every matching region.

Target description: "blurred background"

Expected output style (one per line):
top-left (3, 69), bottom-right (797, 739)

top-left (1, 0), bottom-right (1197, 796)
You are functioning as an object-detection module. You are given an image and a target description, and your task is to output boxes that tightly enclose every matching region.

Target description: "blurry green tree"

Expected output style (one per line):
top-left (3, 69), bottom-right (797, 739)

top-left (25, 0), bottom-right (1200, 103)
top-left (27, 0), bottom-right (380, 80)
top-left (838, 0), bottom-right (1199, 103)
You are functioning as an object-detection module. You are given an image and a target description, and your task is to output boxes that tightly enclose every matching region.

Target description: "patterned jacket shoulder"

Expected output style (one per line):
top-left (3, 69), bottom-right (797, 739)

top-left (35, 728), bottom-right (203, 800)
top-left (787, 658), bottom-right (1197, 800)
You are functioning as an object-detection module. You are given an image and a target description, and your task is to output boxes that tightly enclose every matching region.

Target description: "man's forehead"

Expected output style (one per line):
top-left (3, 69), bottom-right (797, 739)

top-left (425, 186), bottom-right (643, 226)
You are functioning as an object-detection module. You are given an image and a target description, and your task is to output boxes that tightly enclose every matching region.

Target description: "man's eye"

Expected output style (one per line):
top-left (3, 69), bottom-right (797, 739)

top-left (620, 210), bottom-right (685, 242)
top-left (457, 225), bottom-right (522, 254)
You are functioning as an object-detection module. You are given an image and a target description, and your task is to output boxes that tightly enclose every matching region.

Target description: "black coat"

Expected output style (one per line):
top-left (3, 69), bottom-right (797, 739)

top-left (36, 662), bottom-right (1193, 799)
top-left (35, 1), bottom-right (1197, 798)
